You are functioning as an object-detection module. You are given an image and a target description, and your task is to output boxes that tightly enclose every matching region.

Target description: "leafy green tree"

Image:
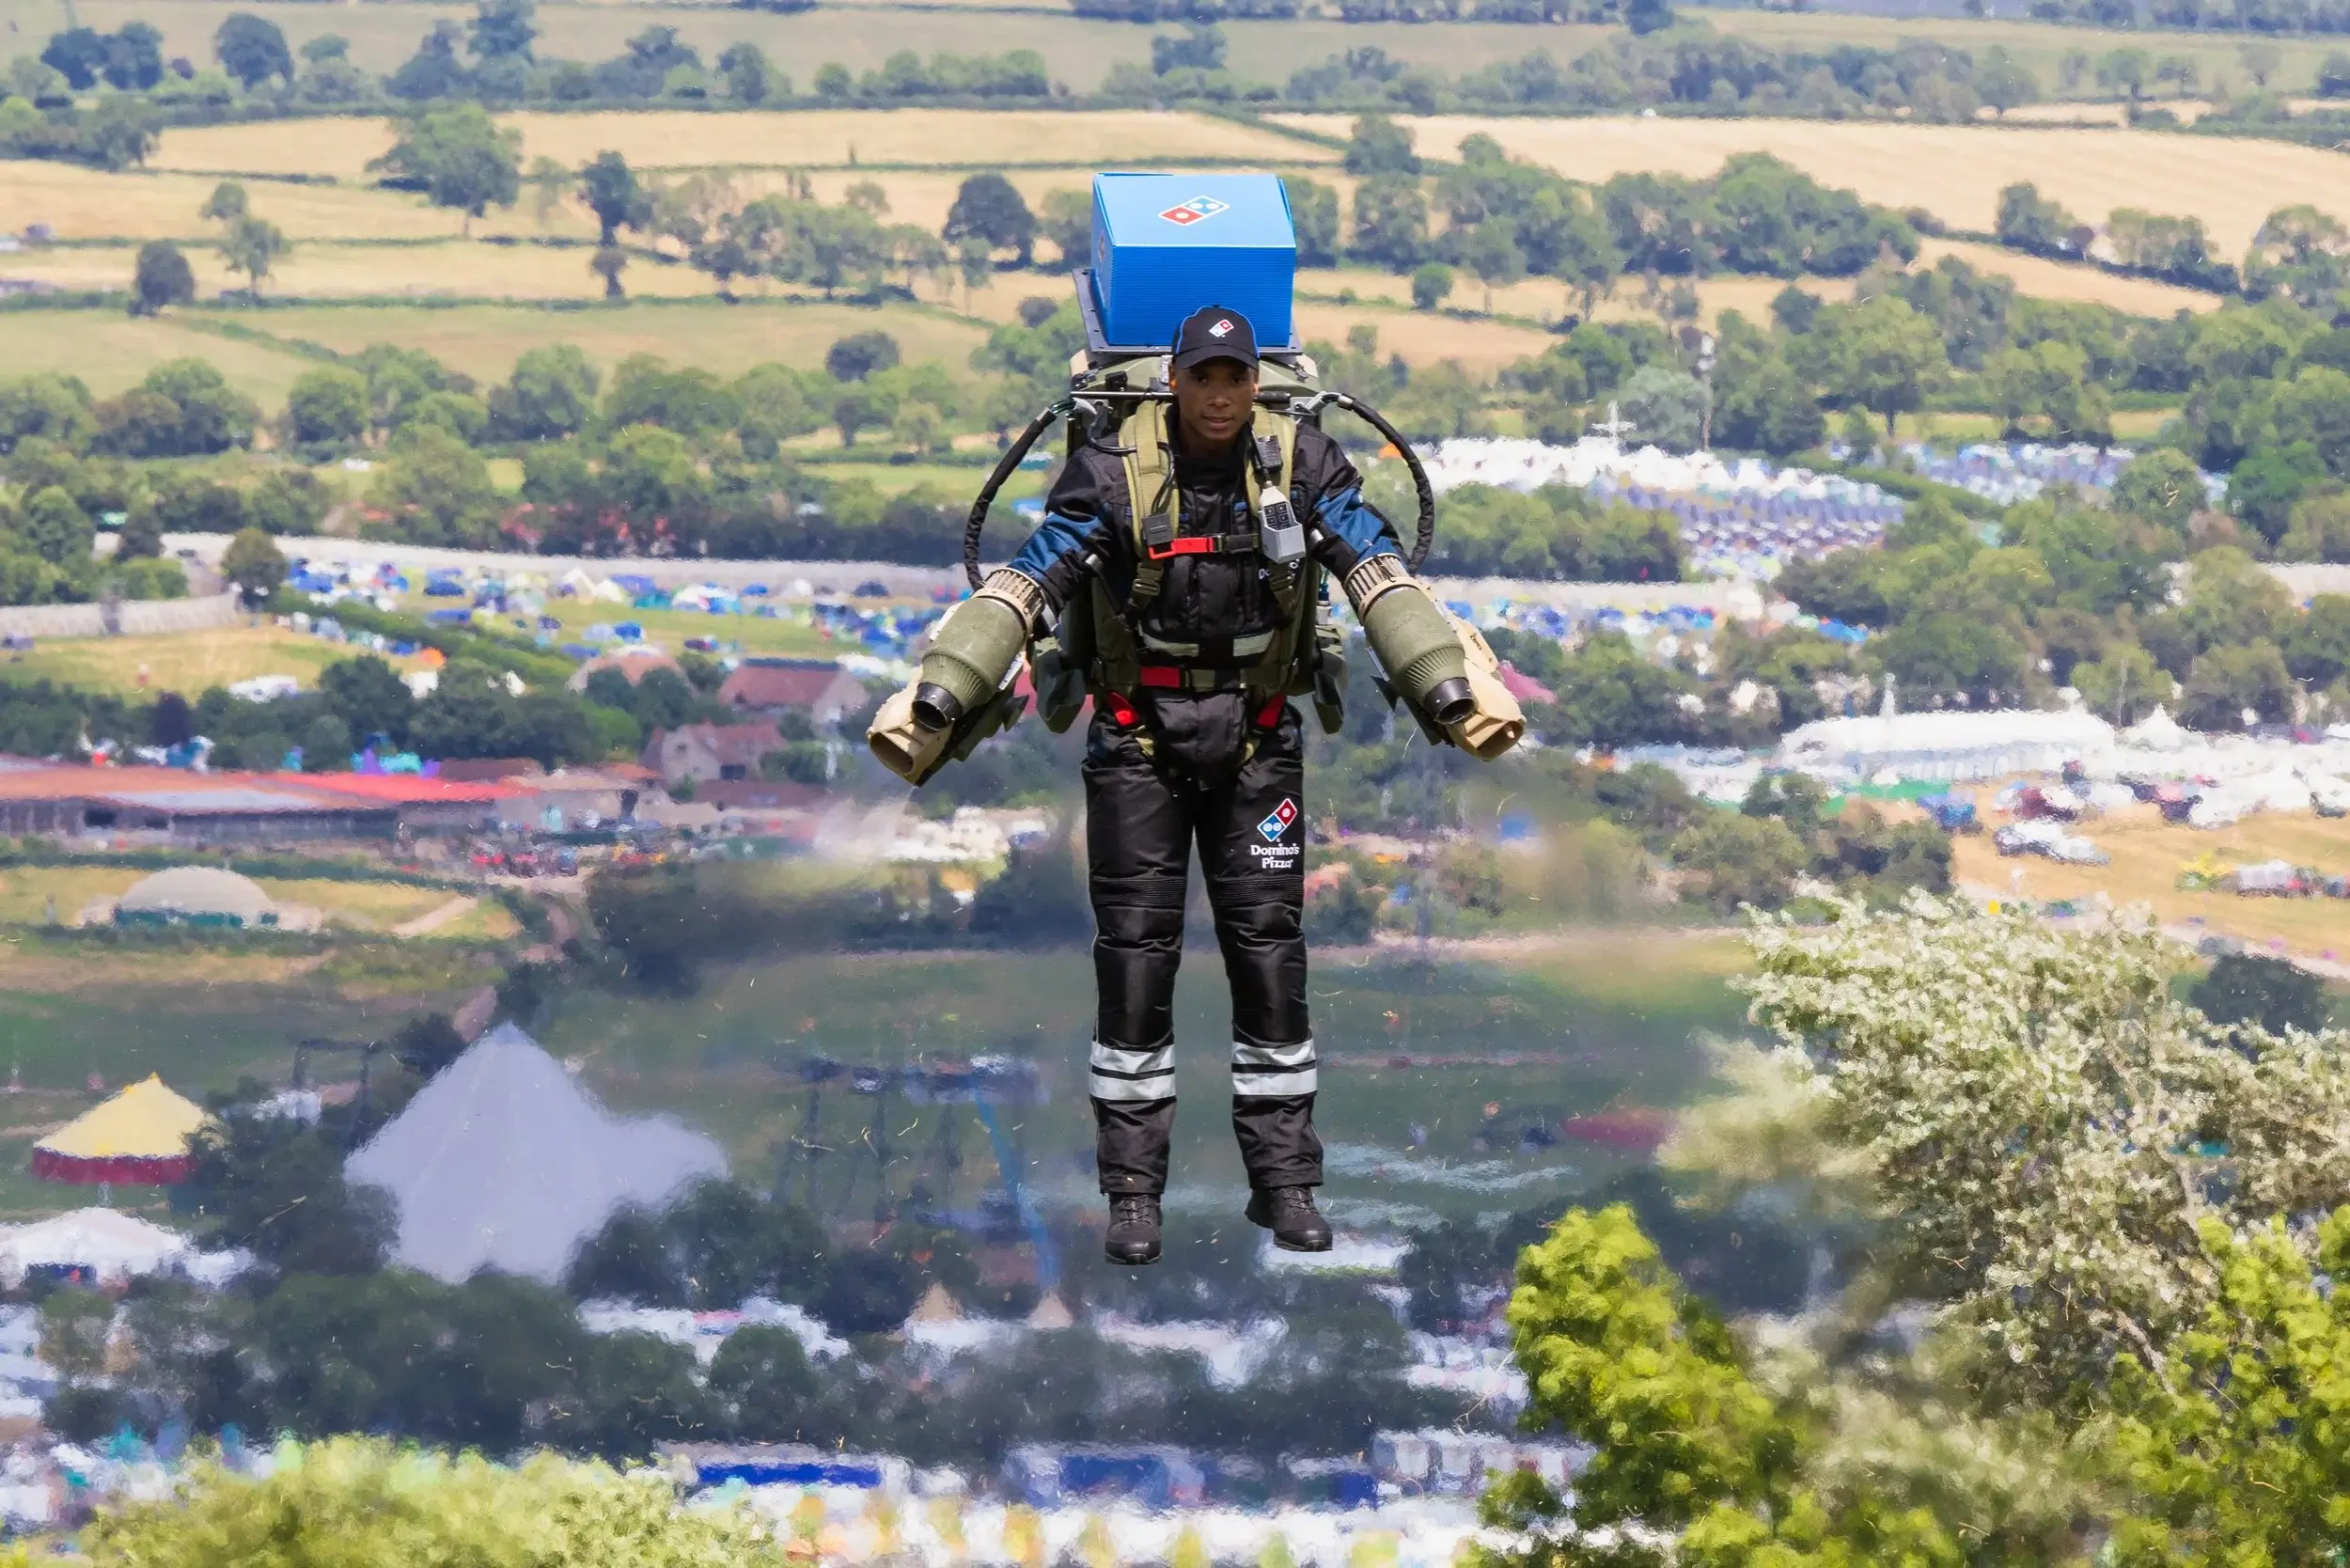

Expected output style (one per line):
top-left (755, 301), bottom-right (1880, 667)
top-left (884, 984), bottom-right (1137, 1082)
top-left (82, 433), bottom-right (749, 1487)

top-left (716, 41), bottom-right (777, 102)
top-left (200, 179), bottom-right (248, 224)
top-left (1409, 261), bottom-right (1453, 311)
top-left (2181, 640), bottom-right (2294, 730)
top-left (2072, 641), bottom-right (2166, 724)
top-left (100, 23), bottom-right (164, 89)
top-left (1352, 174), bottom-right (1430, 271)
top-left (130, 240), bottom-right (195, 317)
top-left (708, 1325), bottom-right (815, 1439)
top-left (212, 12), bottom-right (292, 88)
top-left (220, 213), bottom-right (290, 299)
top-left (220, 525), bottom-right (286, 604)
top-left (182, 1112), bottom-right (390, 1271)
top-left (1812, 293), bottom-right (1948, 434)
top-left (22, 485), bottom-right (91, 568)
top-left (576, 150), bottom-right (648, 246)
top-left (1343, 114), bottom-right (1419, 177)
top-left (590, 245), bottom-right (629, 300)
top-left (1035, 187), bottom-right (1092, 272)
top-left (386, 21), bottom-right (471, 101)
top-left (281, 365), bottom-right (370, 454)
top-left (1975, 46), bottom-right (2038, 116)
top-left (2192, 950), bottom-right (2327, 1036)
top-left (80, 96), bottom-right (160, 172)
top-left (2280, 485), bottom-right (2350, 562)
top-left (41, 26), bottom-right (110, 89)
top-left (1618, 364), bottom-right (1707, 453)
top-left (1625, 0), bottom-right (1675, 33)
top-left (1994, 181), bottom-right (2081, 257)
top-left (1282, 175), bottom-right (1341, 268)
top-left (2108, 447), bottom-right (2204, 540)
top-left (321, 653), bottom-right (416, 746)
top-left (370, 104), bottom-right (522, 237)
top-left (488, 344), bottom-right (599, 441)
top-left (943, 172), bottom-right (1035, 266)
top-left (1668, 811), bottom-right (1806, 911)
top-left (367, 424), bottom-right (500, 546)
top-left (466, 0), bottom-right (536, 62)
top-left (2283, 593), bottom-right (2350, 686)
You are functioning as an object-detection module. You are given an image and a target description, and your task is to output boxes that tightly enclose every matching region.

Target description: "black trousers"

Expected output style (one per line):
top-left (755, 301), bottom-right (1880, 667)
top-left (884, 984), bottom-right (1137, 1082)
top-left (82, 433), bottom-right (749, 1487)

top-left (1083, 705), bottom-right (1322, 1196)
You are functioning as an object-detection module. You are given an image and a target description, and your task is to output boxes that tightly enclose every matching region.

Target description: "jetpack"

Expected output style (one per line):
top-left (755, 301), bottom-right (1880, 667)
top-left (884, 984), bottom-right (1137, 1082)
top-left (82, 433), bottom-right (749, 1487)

top-left (871, 173), bottom-right (1522, 786)
top-left (962, 172), bottom-right (1439, 587)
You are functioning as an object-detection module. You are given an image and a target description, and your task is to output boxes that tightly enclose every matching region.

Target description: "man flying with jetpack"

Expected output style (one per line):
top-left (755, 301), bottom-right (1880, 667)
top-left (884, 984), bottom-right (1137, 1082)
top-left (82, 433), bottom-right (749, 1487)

top-left (870, 179), bottom-right (1521, 1265)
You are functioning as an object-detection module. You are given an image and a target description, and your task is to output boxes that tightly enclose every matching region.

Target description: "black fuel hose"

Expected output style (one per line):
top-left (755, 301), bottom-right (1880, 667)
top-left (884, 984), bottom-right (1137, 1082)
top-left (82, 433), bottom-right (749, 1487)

top-left (964, 397), bottom-right (1073, 589)
top-left (1326, 391), bottom-right (1436, 572)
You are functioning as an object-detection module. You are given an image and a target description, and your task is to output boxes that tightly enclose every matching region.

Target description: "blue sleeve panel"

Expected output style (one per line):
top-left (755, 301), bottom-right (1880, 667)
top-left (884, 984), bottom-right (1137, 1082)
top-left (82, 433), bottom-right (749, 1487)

top-left (1003, 450), bottom-right (1123, 614)
top-left (1310, 481), bottom-right (1401, 565)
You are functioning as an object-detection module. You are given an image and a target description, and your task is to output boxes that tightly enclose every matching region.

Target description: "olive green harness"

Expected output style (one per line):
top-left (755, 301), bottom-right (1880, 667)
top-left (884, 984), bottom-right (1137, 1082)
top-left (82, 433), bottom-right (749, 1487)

top-left (1031, 400), bottom-right (1346, 745)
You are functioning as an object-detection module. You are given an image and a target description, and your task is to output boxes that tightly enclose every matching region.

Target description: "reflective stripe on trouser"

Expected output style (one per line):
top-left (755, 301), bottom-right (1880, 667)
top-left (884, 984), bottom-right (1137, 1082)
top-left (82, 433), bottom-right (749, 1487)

top-left (1084, 704), bottom-right (1323, 1196)
top-left (1231, 1037), bottom-right (1316, 1097)
top-left (1089, 1041), bottom-right (1175, 1103)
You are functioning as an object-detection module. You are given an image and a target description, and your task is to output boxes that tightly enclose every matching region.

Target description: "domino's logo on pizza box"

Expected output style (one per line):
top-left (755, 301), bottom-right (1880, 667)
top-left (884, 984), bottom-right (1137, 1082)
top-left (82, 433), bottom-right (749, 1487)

top-left (1159, 196), bottom-right (1230, 227)
top-left (1089, 173), bottom-right (1295, 350)
top-left (1257, 798), bottom-right (1299, 842)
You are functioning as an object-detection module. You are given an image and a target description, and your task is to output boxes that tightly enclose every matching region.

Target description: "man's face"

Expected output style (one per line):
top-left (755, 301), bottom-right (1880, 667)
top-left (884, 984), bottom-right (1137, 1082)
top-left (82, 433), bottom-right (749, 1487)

top-left (1171, 358), bottom-right (1257, 450)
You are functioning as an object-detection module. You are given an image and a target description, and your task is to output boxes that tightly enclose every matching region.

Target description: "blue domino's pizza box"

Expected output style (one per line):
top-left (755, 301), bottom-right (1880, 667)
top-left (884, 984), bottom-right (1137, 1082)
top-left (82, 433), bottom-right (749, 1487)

top-left (1089, 172), bottom-right (1295, 352)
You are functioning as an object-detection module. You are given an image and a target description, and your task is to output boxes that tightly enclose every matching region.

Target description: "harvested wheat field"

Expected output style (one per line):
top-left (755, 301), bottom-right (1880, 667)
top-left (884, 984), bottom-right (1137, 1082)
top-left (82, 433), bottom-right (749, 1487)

top-left (152, 109), bottom-right (1338, 183)
top-left (0, 161), bottom-right (498, 243)
top-left (1292, 301), bottom-right (1555, 371)
top-left (1273, 114), bottom-right (2350, 253)
top-left (5, 241), bottom-right (742, 304)
top-left (1915, 238), bottom-right (2221, 315)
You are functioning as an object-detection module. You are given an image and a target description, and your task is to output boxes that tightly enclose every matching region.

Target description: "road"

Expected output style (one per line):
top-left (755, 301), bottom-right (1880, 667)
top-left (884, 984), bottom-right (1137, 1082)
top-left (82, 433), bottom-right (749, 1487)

top-left (162, 533), bottom-right (1762, 614)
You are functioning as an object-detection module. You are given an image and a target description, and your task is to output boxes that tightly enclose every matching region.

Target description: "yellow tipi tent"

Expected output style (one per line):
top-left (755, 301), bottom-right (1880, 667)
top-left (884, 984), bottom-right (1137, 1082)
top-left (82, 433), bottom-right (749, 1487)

top-left (32, 1075), bottom-right (210, 1185)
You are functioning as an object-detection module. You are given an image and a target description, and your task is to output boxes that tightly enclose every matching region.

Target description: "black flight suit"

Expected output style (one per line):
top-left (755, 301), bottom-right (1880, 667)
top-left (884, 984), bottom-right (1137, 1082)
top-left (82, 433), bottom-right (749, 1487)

top-left (1005, 419), bottom-right (1402, 1197)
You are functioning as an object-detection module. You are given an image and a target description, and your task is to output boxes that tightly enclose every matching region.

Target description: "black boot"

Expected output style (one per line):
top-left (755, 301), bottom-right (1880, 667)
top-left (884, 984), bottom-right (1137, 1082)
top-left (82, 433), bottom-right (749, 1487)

top-left (1246, 1186), bottom-right (1332, 1252)
top-left (1104, 1193), bottom-right (1163, 1265)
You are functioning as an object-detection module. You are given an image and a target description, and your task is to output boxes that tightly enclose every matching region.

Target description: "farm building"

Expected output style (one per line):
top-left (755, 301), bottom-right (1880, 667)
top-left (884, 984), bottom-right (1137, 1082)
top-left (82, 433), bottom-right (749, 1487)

top-left (114, 867), bottom-right (278, 929)
top-left (642, 723), bottom-right (786, 786)
top-left (714, 659), bottom-right (867, 726)
top-left (0, 768), bottom-right (397, 844)
top-left (284, 770), bottom-right (525, 835)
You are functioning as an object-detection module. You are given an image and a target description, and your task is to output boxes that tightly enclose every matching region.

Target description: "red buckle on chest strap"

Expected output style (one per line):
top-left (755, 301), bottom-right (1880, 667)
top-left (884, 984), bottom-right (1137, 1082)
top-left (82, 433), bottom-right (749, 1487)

top-left (1255, 695), bottom-right (1287, 729)
top-left (1137, 666), bottom-right (1183, 689)
top-left (1145, 537), bottom-right (1221, 560)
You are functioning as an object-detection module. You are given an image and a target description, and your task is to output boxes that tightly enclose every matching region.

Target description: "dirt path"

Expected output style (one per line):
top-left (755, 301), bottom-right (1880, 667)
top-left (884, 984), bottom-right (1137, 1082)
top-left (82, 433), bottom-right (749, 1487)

top-left (391, 896), bottom-right (478, 938)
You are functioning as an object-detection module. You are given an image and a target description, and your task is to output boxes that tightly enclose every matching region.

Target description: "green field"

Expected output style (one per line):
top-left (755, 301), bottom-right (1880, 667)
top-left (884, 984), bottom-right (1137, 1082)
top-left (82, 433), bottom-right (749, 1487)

top-left (0, 933), bottom-right (496, 1219)
top-left (550, 934), bottom-right (1743, 1225)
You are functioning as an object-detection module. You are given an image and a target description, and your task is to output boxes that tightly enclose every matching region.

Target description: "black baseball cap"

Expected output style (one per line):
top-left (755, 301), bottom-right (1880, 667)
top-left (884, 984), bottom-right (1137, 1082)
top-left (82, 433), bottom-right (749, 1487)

top-left (1171, 306), bottom-right (1259, 374)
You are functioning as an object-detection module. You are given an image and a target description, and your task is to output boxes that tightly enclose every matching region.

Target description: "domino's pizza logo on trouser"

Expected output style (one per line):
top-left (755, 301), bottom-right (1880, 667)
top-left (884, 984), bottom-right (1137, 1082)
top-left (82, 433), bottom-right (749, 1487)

top-left (1257, 798), bottom-right (1299, 842)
